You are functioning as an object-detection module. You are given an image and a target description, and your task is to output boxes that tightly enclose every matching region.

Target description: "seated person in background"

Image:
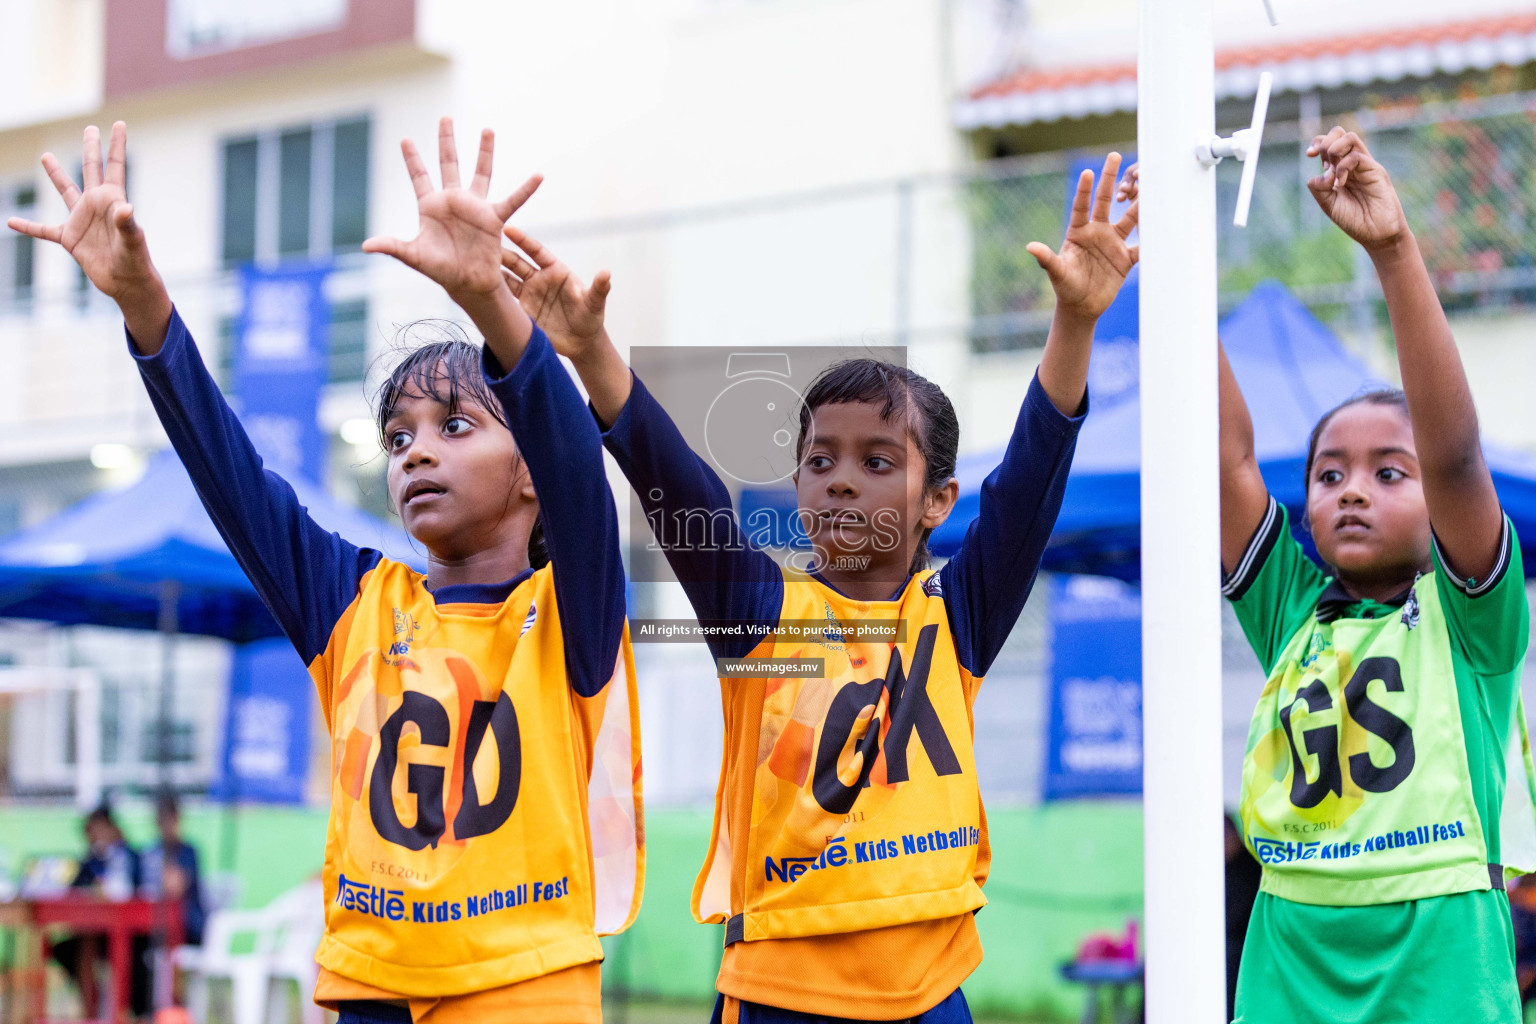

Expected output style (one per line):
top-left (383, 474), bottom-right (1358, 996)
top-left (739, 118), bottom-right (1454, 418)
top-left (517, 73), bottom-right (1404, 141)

top-left (52, 803), bottom-right (148, 1016)
top-left (71, 804), bottom-right (141, 894)
top-left (141, 792), bottom-right (205, 946)
top-left (142, 792), bottom-right (205, 1006)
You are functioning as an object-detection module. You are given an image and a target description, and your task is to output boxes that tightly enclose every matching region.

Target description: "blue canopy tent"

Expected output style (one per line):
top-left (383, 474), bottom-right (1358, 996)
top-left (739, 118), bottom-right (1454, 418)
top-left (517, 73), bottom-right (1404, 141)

top-left (931, 276), bottom-right (1536, 580)
top-left (0, 450), bottom-right (419, 640)
top-left (0, 449), bottom-right (419, 817)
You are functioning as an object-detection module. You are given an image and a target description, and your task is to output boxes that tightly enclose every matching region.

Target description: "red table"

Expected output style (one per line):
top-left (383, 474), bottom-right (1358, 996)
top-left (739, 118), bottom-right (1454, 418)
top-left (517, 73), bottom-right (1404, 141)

top-left (0, 902), bottom-right (34, 1024)
top-left (4, 896), bottom-right (182, 1024)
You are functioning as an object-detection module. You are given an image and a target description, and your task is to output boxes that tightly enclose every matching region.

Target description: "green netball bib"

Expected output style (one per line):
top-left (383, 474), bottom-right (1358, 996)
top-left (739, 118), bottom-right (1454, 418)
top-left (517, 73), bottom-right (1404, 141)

top-left (1239, 575), bottom-right (1496, 905)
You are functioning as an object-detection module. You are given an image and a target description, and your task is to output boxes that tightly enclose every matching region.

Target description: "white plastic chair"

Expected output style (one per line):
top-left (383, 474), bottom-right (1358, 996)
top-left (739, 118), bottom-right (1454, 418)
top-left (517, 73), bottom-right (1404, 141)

top-left (177, 880), bottom-right (324, 1024)
top-left (204, 871), bottom-right (243, 914)
top-left (178, 905), bottom-right (284, 1024)
top-left (262, 882), bottom-right (325, 1024)
top-left (158, 871), bottom-right (240, 1009)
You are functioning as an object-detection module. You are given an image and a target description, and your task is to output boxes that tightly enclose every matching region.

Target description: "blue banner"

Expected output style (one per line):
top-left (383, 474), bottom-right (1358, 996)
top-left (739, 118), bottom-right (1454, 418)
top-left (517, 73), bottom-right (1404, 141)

top-left (1044, 574), bottom-right (1143, 799)
top-left (236, 263), bottom-right (331, 483)
top-left (212, 638), bottom-right (315, 804)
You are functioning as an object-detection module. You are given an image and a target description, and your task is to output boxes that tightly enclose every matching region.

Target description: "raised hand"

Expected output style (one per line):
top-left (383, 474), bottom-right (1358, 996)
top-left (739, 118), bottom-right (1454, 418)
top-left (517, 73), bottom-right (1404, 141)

top-left (7, 122), bottom-right (172, 349)
top-left (499, 224), bottom-right (612, 363)
top-left (1306, 128), bottom-right (1408, 252)
top-left (8, 122), bottom-right (160, 303)
top-left (363, 118), bottom-right (542, 305)
top-left (1027, 152), bottom-right (1139, 322)
top-left (1114, 161), bottom-right (1139, 204)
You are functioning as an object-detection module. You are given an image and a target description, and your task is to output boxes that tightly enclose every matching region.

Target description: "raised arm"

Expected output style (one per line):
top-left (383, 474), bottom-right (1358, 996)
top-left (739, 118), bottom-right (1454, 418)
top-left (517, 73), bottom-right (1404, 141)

top-left (6, 123), bottom-right (172, 350)
top-left (1027, 152), bottom-right (1139, 416)
top-left (1219, 341), bottom-right (1273, 573)
top-left (8, 123), bottom-right (379, 665)
top-left (501, 223), bottom-right (632, 425)
top-left (361, 118), bottom-right (543, 373)
top-left (939, 378), bottom-right (1084, 677)
top-left (362, 119), bottom-right (627, 695)
top-left (943, 154), bottom-right (1134, 676)
top-left (484, 329), bottom-right (625, 698)
top-left (498, 227), bottom-right (784, 660)
top-left (1306, 128), bottom-right (1503, 578)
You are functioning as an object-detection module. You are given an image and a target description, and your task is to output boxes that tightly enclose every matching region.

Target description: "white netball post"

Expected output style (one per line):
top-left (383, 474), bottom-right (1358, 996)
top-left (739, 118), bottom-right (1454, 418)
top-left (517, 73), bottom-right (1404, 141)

top-left (1137, 0), bottom-right (1272, 1021)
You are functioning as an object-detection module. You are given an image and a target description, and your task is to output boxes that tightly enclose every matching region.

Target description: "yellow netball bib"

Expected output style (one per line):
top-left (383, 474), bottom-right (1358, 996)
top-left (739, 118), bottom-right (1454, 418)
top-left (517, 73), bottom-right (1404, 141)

top-left (314, 561), bottom-right (642, 996)
top-left (694, 568), bottom-right (987, 943)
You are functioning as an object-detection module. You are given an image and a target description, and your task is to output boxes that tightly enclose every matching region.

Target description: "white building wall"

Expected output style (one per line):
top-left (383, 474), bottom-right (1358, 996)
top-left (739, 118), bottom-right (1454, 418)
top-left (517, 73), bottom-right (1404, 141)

top-left (1, 0), bottom-right (979, 471)
top-left (0, 0), bottom-right (105, 132)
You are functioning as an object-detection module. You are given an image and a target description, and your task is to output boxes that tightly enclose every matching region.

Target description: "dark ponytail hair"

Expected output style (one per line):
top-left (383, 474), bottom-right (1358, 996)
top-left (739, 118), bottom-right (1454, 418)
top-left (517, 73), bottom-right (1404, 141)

top-left (526, 517), bottom-right (548, 570)
top-left (374, 322), bottom-right (549, 569)
top-left (796, 358), bottom-right (960, 574)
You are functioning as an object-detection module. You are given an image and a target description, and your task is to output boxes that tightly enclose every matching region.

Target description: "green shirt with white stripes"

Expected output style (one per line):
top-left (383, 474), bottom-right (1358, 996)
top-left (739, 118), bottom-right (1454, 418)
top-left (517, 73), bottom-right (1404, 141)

top-left (1224, 498), bottom-right (1528, 1024)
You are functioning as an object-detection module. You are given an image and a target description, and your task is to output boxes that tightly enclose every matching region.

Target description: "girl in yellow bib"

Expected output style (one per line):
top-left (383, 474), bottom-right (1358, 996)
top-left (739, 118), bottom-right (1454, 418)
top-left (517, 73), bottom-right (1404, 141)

top-left (492, 157), bottom-right (1138, 1022)
top-left (9, 120), bottom-right (643, 1024)
top-left (1207, 131), bottom-right (1530, 1021)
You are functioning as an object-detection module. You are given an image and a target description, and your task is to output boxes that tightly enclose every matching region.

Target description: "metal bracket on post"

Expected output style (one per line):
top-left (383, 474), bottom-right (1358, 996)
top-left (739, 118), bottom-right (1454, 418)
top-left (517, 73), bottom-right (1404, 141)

top-left (1193, 70), bottom-right (1273, 227)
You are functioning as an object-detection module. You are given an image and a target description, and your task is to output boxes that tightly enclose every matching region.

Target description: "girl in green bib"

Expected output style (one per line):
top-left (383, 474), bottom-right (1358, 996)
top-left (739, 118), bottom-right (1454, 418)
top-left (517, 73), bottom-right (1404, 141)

top-left (1215, 129), bottom-right (1530, 1022)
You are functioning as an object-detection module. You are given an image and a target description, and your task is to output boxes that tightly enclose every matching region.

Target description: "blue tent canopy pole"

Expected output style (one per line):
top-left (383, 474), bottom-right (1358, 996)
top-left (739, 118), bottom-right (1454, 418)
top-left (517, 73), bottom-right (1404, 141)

top-left (157, 580), bottom-right (178, 791)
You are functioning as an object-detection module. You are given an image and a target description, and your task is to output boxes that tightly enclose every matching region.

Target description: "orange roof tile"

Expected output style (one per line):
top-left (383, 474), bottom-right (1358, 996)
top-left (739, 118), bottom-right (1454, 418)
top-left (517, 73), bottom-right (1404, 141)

top-left (958, 11), bottom-right (1536, 128)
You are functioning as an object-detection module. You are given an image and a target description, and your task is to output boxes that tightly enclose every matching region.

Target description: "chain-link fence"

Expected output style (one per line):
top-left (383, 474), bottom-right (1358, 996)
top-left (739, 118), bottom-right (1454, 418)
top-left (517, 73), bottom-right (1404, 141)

top-left (7, 88), bottom-right (1536, 406)
top-left (1219, 91), bottom-right (1536, 330)
top-left (514, 89), bottom-right (1536, 367)
top-left (960, 89), bottom-right (1536, 353)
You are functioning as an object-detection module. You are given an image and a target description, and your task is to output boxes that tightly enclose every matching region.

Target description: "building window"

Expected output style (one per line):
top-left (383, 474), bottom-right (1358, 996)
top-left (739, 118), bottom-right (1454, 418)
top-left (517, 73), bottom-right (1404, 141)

top-left (221, 117), bottom-right (370, 268)
top-left (328, 299), bottom-right (369, 384)
top-left (0, 183), bottom-right (37, 312)
top-left (167, 0), bottom-right (348, 59)
top-left (331, 120), bottom-right (370, 255)
top-left (222, 140), bottom-right (258, 267)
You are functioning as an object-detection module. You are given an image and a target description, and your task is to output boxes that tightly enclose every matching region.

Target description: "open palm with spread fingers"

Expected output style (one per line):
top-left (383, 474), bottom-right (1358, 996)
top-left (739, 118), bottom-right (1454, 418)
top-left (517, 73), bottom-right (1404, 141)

top-left (363, 117), bottom-right (542, 304)
top-left (500, 224), bottom-right (612, 362)
top-left (8, 122), bottom-right (162, 304)
top-left (1306, 128), bottom-right (1409, 252)
top-left (1027, 152), bottom-right (1139, 321)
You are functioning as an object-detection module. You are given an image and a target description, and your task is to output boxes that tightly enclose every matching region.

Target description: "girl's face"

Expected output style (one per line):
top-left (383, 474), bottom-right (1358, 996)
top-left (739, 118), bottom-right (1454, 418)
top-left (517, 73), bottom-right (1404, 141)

top-left (383, 377), bottom-right (535, 562)
top-left (794, 400), bottom-right (956, 580)
top-left (1307, 402), bottom-right (1431, 588)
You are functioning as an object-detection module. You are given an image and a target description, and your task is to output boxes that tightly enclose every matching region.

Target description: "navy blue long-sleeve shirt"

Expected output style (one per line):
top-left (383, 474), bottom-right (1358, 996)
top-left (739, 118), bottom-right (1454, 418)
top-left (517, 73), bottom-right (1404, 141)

top-left (600, 370), bottom-right (1084, 675)
top-left (131, 310), bottom-right (623, 696)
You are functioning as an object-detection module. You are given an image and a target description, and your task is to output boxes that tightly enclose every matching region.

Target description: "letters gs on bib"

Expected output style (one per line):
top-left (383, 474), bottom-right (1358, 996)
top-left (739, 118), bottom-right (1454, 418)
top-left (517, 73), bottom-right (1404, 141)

top-left (812, 625), bottom-right (964, 815)
top-left (368, 690), bottom-right (522, 851)
top-left (1281, 656), bottom-right (1415, 809)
